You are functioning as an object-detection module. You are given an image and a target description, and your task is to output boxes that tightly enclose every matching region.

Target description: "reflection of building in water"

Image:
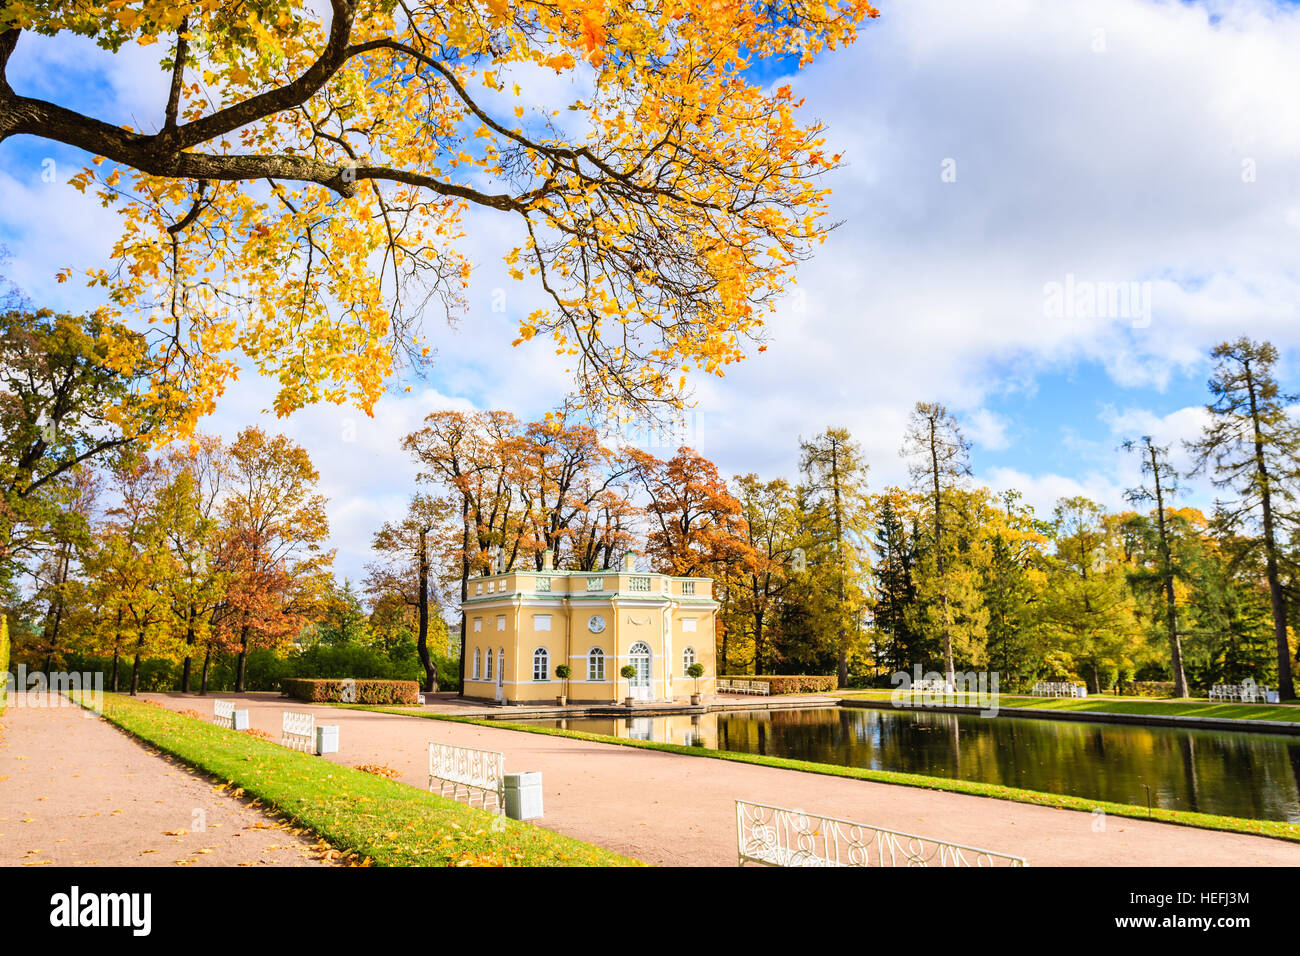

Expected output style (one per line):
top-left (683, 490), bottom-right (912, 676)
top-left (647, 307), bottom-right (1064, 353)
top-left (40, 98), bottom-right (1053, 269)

top-left (461, 549), bottom-right (718, 704)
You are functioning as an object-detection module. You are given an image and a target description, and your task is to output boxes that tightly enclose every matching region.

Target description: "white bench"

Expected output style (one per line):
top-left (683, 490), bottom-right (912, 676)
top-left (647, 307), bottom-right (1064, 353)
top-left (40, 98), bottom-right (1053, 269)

top-left (1210, 682), bottom-right (1274, 703)
top-left (428, 742), bottom-right (506, 812)
top-left (722, 680), bottom-right (771, 696)
top-left (736, 800), bottom-right (1027, 868)
top-left (1032, 681), bottom-right (1087, 698)
top-left (281, 711), bottom-right (316, 753)
top-left (213, 699), bottom-right (235, 729)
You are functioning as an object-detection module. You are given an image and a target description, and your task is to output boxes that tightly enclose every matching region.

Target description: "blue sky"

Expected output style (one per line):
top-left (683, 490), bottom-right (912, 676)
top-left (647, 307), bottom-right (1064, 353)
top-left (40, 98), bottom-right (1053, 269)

top-left (4, 0), bottom-right (1300, 582)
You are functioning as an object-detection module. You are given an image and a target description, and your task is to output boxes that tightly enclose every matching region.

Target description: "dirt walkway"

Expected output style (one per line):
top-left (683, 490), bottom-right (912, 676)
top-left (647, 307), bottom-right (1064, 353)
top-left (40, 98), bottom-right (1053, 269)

top-left (149, 692), bottom-right (1300, 866)
top-left (0, 699), bottom-right (334, 867)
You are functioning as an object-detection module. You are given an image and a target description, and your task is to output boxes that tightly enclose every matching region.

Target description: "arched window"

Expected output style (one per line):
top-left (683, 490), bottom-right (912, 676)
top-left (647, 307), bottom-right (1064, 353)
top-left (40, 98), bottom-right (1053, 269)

top-left (498, 648), bottom-right (505, 683)
top-left (485, 646), bottom-right (494, 681)
top-left (683, 646), bottom-right (697, 673)
top-left (472, 648), bottom-right (482, 681)
top-left (588, 647), bottom-right (605, 682)
top-left (532, 647), bottom-right (549, 682)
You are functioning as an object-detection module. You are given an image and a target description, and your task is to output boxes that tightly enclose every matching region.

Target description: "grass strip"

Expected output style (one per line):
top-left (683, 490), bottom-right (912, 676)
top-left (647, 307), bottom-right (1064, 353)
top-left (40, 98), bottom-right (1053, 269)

top-left (840, 690), bottom-right (1300, 723)
top-left (341, 703), bottom-right (1300, 845)
top-left (88, 693), bottom-right (637, 867)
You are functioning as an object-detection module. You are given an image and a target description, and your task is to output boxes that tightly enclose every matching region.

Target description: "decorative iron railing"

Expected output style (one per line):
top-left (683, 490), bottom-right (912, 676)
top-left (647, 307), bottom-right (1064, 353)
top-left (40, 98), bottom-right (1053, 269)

top-left (736, 800), bottom-right (1027, 868)
top-left (281, 710), bottom-right (316, 753)
top-left (428, 742), bottom-right (506, 812)
top-left (212, 699), bottom-right (236, 729)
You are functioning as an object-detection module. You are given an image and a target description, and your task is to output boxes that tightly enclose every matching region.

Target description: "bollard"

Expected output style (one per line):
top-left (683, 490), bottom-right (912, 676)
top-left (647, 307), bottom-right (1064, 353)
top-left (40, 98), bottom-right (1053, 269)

top-left (316, 725), bottom-right (339, 755)
top-left (504, 772), bottom-right (543, 820)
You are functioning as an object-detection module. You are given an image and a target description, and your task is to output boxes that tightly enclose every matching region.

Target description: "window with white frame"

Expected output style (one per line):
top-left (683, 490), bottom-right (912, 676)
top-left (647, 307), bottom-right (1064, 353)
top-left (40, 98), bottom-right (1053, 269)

top-left (475, 582), bottom-right (483, 595)
top-left (472, 648), bottom-right (482, 680)
top-left (536, 577), bottom-right (551, 592)
top-left (496, 614), bottom-right (505, 631)
top-left (681, 580), bottom-right (696, 595)
top-left (588, 647), bottom-right (605, 681)
top-left (473, 617), bottom-right (482, 633)
top-left (534, 614), bottom-right (552, 632)
top-left (682, 617), bottom-right (697, 632)
top-left (485, 646), bottom-right (494, 681)
top-left (586, 576), bottom-right (604, 591)
top-left (629, 576), bottom-right (651, 592)
top-left (532, 647), bottom-right (549, 681)
top-left (487, 580), bottom-right (494, 593)
top-left (683, 646), bottom-right (697, 672)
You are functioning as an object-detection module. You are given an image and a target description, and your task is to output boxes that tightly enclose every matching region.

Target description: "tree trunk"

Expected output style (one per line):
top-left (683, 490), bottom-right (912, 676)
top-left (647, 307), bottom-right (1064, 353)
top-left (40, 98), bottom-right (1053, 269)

top-left (416, 530), bottom-right (437, 692)
top-left (1149, 444), bottom-right (1188, 697)
top-left (930, 422), bottom-right (955, 684)
top-left (199, 645), bottom-right (211, 695)
top-left (129, 632), bottom-right (145, 696)
top-left (1246, 364), bottom-right (1296, 699)
top-left (234, 625), bottom-right (249, 693)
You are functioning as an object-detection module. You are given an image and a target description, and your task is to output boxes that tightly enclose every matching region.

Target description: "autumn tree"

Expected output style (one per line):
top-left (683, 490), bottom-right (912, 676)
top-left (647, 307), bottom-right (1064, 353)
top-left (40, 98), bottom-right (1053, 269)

top-left (0, 309), bottom-right (157, 589)
top-left (797, 427), bottom-right (870, 686)
top-left (0, 1), bottom-right (878, 430)
top-left (1189, 339), bottom-right (1300, 699)
top-left (901, 402), bottom-right (970, 684)
top-left (367, 493), bottom-right (449, 692)
top-left (1041, 497), bottom-right (1144, 693)
top-left (631, 446), bottom-right (752, 578)
top-left (85, 453), bottom-right (177, 695)
top-left (217, 427), bottom-right (332, 692)
top-left (731, 474), bottom-right (800, 674)
top-left (1123, 436), bottom-right (1189, 697)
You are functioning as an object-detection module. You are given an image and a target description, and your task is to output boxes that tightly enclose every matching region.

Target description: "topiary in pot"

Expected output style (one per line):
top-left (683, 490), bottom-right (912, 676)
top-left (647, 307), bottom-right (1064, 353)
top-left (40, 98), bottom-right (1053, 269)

top-left (620, 664), bottom-right (637, 707)
top-left (554, 664), bottom-right (572, 705)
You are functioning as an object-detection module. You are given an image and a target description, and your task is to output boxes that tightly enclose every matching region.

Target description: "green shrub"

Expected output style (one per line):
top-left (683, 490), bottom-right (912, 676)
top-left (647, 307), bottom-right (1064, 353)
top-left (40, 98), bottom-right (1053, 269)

top-left (280, 678), bottom-right (420, 705)
top-left (724, 674), bottom-right (839, 694)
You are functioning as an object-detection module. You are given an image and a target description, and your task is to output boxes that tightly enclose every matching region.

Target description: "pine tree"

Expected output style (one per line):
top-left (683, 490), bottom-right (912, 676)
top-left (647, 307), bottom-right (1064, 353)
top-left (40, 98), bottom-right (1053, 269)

top-left (1188, 338), bottom-right (1300, 698)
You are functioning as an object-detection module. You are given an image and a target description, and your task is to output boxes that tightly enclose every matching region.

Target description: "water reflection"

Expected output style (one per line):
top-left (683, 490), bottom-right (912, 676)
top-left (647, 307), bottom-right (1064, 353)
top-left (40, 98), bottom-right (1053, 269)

top-left (538, 706), bottom-right (1300, 822)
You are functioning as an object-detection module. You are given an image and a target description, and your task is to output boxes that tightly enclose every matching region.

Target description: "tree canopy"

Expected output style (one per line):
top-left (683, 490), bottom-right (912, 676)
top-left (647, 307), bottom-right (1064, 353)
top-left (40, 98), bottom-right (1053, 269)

top-left (0, 0), bottom-right (878, 430)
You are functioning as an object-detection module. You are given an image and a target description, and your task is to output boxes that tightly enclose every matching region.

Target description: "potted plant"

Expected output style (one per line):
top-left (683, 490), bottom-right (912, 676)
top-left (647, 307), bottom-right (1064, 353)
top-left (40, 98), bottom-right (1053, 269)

top-left (687, 662), bottom-right (706, 705)
top-left (554, 664), bottom-right (571, 706)
top-left (620, 664), bottom-right (637, 707)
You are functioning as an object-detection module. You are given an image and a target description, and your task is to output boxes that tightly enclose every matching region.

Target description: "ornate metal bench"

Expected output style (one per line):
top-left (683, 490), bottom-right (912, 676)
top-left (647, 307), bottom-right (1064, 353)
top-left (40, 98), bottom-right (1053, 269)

top-left (428, 742), bottom-right (506, 813)
top-left (736, 800), bottom-right (1027, 868)
top-left (281, 710), bottom-right (316, 753)
top-left (1210, 682), bottom-right (1274, 703)
top-left (212, 699), bottom-right (236, 729)
top-left (1032, 681), bottom-right (1087, 698)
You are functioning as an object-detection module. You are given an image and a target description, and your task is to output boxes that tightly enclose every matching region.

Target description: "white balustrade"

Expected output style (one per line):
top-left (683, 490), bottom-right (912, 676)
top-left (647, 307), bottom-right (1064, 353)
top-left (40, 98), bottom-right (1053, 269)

top-left (428, 742), bottom-right (506, 812)
top-left (736, 800), bottom-right (1027, 868)
top-left (212, 699), bottom-right (235, 729)
top-left (281, 710), bottom-right (316, 753)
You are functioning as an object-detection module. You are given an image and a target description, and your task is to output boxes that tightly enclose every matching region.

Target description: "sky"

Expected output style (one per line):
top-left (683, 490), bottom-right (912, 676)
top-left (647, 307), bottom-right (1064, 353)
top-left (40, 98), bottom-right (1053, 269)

top-left (3, 0), bottom-right (1300, 585)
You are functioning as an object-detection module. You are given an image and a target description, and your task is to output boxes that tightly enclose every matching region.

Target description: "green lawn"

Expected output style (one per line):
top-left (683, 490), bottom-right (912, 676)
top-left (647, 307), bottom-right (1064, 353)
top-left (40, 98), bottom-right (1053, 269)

top-left (840, 689), bottom-right (1300, 723)
top-left (341, 703), bottom-right (1300, 845)
top-left (86, 693), bottom-right (636, 867)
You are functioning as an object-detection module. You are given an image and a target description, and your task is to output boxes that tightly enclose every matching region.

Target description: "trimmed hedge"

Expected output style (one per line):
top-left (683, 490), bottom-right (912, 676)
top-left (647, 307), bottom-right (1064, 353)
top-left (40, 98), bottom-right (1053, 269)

top-left (724, 674), bottom-right (839, 694)
top-left (1125, 681), bottom-right (1177, 698)
top-left (281, 678), bottom-right (420, 705)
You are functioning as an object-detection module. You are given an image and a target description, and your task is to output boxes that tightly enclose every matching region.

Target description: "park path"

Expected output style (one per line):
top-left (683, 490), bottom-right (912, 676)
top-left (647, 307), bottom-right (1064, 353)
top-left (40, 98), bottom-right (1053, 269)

top-left (0, 698), bottom-right (334, 867)
top-left (148, 692), bottom-right (1300, 867)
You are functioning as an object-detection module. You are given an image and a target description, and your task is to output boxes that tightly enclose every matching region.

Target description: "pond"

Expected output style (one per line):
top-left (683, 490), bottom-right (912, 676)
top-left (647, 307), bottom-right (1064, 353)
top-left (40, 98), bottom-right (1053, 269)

top-left (527, 705), bottom-right (1300, 822)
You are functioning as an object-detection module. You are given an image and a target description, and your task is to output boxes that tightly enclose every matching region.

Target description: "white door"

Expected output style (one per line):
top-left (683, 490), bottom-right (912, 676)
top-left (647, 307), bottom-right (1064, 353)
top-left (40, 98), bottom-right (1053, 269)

top-left (495, 649), bottom-right (505, 703)
top-left (629, 642), bottom-right (653, 700)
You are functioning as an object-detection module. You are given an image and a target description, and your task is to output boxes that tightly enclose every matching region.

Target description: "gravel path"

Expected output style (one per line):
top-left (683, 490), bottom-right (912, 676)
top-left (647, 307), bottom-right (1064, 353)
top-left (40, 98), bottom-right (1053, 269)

top-left (148, 692), bottom-right (1300, 867)
top-left (0, 699), bottom-right (334, 868)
